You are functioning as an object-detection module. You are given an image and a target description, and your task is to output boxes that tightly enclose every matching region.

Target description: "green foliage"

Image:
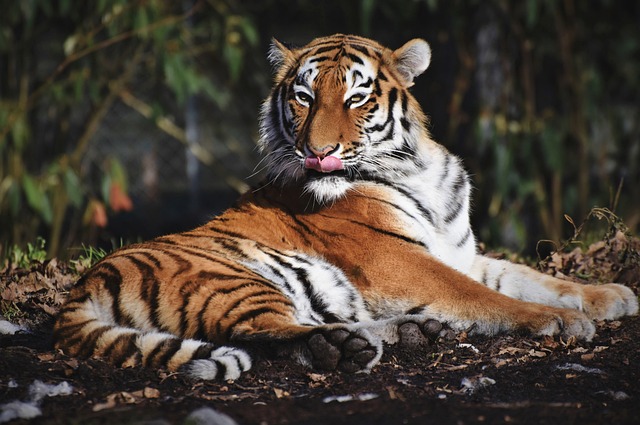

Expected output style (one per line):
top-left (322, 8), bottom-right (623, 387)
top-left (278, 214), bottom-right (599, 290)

top-left (2, 237), bottom-right (48, 270)
top-left (1, 0), bottom-right (637, 258)
top-left (0, 0), bottom-right (261, 257)
top-left (71, 244), bottom-right (109, 273)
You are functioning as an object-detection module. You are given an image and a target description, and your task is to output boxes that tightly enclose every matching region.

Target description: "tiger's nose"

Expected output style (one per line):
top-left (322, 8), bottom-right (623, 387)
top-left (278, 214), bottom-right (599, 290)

top-left (308, 143), bottom-right (341, 158)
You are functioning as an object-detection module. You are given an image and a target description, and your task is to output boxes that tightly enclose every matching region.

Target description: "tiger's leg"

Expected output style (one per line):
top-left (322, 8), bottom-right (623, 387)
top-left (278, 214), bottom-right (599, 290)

top-left (469, 255), bottom-right (639, 320)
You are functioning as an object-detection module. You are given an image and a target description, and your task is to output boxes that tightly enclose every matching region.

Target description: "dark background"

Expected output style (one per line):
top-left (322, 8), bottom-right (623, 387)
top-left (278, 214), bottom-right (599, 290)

top-left (1, 0), bottom-right (638, 258)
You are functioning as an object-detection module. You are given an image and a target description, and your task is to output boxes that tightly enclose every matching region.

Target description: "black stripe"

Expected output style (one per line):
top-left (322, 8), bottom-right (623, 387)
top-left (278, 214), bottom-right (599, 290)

top-left (320, 213), bottom-right (425, 248)
top-left (401, 90), bottom-right (408, 112)
top-left (224, 307), bottom-right (290, 341)
top-left (101, 332), bottom-right (134, 362)
top-left (366, 88), bottom-right (397, 138)
top-left (350, 44), bottom-right (373, 57)
top-left (495, 272), bottom-right (505, 293)
top-left (144, 337), bottom-right (169, 367)
top-left (258, 190), bottom-right (317, 243)
top-left (438, 154), bottom-right (451, 187)
top-left (138, 251), bottom-right (162, 269)
top-left (54, 319), bottom-right (99, 349)
top-left (96, 263), bottom-right (126, 326)
top-left (444, 200), bottom-right (464, 224)
top-left (456, 228), bottom-right (472, 248)
top-left (358, 78), bottom-right (373, 88)
top-left (291, 266), bottom-right (341, 324)
top-left (152, 241), bottom-right (251, 276)
top-left (197, 291), bottom-right (219, 342)
top-left (312, 45), bottom-right (340, 55)
top-left (78, 325), bottom-right (111, 358)
top-left (217, 293), bottom-right (295, 339)
top-left (309, 55), bottom-right (330, 63)
top-left (155, 338), bottom-right (183, 368)
top-left (111, 333), bottom-right (140, 367)
top-left (191, 343), bottom-right (215, 360)
top-left (162, 250), bottom-right (192, 278)
top-left (406, 306), bottom-right (425, 315)
top-left (400, 91), bottom-right (411, 130)
top-left (373, 78), bottom-right (382, 97)
top-left (214, 359), bottom-right (227, 379)
top-left (345, 53), bottom-right (364, 65)
top-left (129, 256), bottom-right (162, 330)
top-left (359, 176), bottom-right (435, 226)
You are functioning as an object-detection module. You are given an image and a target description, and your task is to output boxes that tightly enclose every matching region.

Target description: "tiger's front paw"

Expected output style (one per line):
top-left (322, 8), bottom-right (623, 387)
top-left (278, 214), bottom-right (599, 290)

top-left (527, 307), bottom-right (595, 341)
top-left (307, 326), bottom-right (382, 373)
top-left (581, 283), bottom-right (639, 320)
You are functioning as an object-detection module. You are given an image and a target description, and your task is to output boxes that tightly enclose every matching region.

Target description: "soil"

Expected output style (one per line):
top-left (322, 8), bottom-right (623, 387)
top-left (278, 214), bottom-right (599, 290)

top-left (1, 229), bottom-right (639, 424)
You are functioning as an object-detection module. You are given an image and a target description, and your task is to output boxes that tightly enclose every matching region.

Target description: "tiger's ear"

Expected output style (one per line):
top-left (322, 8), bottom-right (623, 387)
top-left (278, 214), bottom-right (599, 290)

top-left (392, 39), bottom-right (431, 87)
top-left (268, 38), bottom-right (296, 70)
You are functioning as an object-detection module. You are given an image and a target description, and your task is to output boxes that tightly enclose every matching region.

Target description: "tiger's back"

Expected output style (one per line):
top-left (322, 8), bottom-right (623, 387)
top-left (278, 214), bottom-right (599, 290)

top-left (54, 34), bottom-right (638, 380)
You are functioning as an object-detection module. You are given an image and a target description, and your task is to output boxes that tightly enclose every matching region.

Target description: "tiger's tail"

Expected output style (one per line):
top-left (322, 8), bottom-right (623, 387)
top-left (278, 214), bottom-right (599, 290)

top-left (53, 285), bottom-right (251, 381)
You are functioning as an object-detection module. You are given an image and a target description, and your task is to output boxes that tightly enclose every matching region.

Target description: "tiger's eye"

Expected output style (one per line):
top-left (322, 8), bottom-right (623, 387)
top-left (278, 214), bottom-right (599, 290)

top-left (347, 93), bottom-right (369, 108)
top-left (295, 91), bottom-right (313, 106)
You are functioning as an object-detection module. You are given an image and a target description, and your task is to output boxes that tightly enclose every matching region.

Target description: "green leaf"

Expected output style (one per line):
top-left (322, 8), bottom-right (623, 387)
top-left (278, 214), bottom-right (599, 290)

top-left (8, 178), bottom-right (21, 216)
top-left (526, 0), bottom-right (539, 28)
top-left (239, 18), bottom-right (259, 46)
top-left (22, 174), bottom-right (53, 224)
top-left (59, 0), bottom-right (72, 16)
top-left (109, 157), bottom-right (129, 192)
top-left (164, 54), bottom-right (188, 103)
top-left (224, 43), bottom-right (243, 82)
top-left (360, 0), bottom-right (376, 36)
top-left (101, 174), bottom-right (111, 205)
top-left (134, 7), bottom-right (150, 38)
top-left (540, 125), bottom-right (564, 171)
top-left (64, 168), bottom-right (84, 208)
top-left (10, 113), bottom-right (29, 151)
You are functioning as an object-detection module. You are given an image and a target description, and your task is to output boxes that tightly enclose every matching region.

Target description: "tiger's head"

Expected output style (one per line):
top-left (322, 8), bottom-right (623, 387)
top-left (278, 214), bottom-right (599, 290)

top-left (259, 34), bottom-right (432, 203)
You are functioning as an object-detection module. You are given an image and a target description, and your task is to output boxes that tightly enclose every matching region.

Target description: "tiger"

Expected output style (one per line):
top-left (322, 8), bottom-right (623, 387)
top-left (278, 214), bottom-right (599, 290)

top-left (54, 34), bottom-right (638, 381)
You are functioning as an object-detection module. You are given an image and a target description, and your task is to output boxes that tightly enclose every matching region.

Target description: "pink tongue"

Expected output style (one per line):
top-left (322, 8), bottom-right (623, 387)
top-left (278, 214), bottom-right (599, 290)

top-left (304, 156), bottom-right (344, 173)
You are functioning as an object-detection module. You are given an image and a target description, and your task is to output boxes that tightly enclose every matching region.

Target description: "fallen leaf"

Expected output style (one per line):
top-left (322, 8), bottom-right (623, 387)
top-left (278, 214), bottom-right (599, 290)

top-left (37, 353), bottom-right (55, 362)
top-left (92, 392), bottom-right (138, 412)
top-left (143, 387), bottom-right (160, 399)
top-left (498, 347), bottom-right (526, 356)
top-left (307, 373), bottom-right (326, 382)
top-left (528, 349), bottom-right (547, 358)
top-left (273, 388), bottom-right (289, 398)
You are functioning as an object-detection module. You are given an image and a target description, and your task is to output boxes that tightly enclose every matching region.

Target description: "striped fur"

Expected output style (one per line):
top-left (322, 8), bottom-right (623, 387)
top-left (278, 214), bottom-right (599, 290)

top-left (54, 34), bottom-right (638, 380)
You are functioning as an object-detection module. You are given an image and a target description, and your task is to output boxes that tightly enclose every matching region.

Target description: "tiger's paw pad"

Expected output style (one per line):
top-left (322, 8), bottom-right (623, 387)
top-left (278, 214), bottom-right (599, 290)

top-left (398, 319), bottom-right (444, 348)
top-left (307, 327), bottom-right (381, 373)
top-left (184, 346), bottom-right (252, 381)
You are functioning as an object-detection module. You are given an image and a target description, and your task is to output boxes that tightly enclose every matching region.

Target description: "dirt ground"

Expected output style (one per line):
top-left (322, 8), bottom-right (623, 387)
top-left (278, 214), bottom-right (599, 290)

top-left (1, 228), bottom-right (639, 424)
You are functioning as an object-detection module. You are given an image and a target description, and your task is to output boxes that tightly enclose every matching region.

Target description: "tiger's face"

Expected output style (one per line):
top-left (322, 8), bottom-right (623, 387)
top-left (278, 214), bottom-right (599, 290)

top-left (259, 34), bottom-right (432, 203)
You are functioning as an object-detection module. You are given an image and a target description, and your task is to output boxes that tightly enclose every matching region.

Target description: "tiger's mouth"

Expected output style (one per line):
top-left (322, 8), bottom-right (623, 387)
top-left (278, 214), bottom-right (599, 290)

top-left (306, 169), bottom-right (349, 179)
top-left (304, 155), bottom-right (344, 173)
